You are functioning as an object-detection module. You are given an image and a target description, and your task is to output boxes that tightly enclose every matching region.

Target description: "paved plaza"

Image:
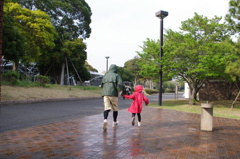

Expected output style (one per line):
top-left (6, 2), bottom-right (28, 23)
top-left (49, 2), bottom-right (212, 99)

top-left (0, 106), bottom-right (240, 159)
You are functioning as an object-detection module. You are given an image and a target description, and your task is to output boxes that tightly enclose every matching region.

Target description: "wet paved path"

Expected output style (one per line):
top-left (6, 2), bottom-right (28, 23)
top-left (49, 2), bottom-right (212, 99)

top-left (1, 106), bottom-right (240, 159)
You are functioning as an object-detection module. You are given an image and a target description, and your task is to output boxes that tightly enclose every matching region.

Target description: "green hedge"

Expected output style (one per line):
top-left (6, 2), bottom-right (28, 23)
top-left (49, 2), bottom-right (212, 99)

top-left (36, 75), bottom-right (50, 87)
top-left (2, 71), bottom-right (19, 85)
top-left (144, 88), bottom-right (159, 95)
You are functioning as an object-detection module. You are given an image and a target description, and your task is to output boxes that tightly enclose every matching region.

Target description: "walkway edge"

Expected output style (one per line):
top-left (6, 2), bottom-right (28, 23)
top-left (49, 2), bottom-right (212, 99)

top-left (0, 97), bottom-right (102, 106)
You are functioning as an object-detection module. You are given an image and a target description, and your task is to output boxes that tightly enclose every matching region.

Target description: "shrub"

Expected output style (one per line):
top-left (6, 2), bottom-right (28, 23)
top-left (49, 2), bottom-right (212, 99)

top-left (2, 71), bottom-right (19, 85)
top-left (144, 88), bottom-right (159, 95)
top-left (16, 80), bottom-right (41, 87)
top-left (36, 75), bottom-right (50, 87)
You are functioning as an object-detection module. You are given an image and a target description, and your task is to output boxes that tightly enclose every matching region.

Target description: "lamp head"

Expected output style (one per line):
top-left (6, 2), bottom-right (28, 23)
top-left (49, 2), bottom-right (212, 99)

top-left (155, 10), bottom-right (168, 19)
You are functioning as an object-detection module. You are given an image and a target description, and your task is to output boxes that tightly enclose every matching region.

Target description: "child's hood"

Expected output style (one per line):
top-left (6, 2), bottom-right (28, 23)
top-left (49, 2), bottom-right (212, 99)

top-left (135, 85), bottom-right (143, 93)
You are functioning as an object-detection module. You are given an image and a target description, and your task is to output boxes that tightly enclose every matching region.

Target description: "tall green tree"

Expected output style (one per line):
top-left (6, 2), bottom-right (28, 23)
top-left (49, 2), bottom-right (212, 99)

top-left (38, 38), bottom-right (90, 83)
top-left (124, 56), bottom-right (141, 86)
top-left (18, 0), bottom-right (92, 40)
top-left (136, 39), bottom-right (160, 81)
top-left (117, 66), bottom-right (134, 83)
top-left (18, 0), bottom-right (92, 84)
top-left (163, 13), bottom-right (233, 104)
top-left (224, 0), bottom-right (240, 107)
top-left (3, 2), bottom-right (57, 69)
top-left (225, 0), bottom-right (240, 35)
top-left (136, 38), bottom-right (172, 86)
top-left (62, 38), bottom-right (90, 82)
top-left (225, 0), bottom-right (240, 80)
top-left (85, 61), bottom-right (98, 72)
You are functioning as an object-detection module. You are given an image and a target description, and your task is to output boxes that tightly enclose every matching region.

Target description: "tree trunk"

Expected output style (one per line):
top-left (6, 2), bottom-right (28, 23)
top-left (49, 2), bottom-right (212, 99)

top-left (134, 77), bottom-right (137, 87)
top-left (60, 63), bottom-right (65, 85)
top-left (65, 58), bottom-right (71, 90)
top-left (12, 62), bottom-right (16, 71)
top-left (230, 90), bottom-right (240, 110)
top-left (188, 86), bottom-right (196, 105)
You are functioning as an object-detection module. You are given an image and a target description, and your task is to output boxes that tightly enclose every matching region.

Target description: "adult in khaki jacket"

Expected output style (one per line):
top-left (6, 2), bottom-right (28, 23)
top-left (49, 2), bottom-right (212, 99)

top-left (101, 64), bottom-right (123, 131)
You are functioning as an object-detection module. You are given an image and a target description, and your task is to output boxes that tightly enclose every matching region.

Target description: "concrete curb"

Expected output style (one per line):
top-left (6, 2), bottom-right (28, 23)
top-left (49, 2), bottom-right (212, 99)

top-left (0, 97), bottom-right (102, 106)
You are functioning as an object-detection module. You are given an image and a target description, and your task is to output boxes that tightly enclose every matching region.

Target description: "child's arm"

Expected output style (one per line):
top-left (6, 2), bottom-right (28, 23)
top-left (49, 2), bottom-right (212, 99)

top-left (124, 93), bottom-right (135, 99)
top-left (143, 96), bottom-right (149, 106)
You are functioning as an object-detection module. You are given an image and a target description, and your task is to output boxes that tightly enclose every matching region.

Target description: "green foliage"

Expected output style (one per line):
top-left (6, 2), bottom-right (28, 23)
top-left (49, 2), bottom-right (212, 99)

top-left (136, 38), bottom-right (173, 83)
top-left (36, 75), bottom-right (50, 87)
top-left (136, 38), bottom-right (160, 80)
top-left (15, 80), bottom-right (41, 87)
top-left (62, 39), bottom-right (90, 82)
top-left (3, 2), bottom-right (57, 67)
top-left (85, 61), bottom-right (98, 72)
top-left (163, 81), bottom-right (176, 93)
top-left (3, 1), bottom-right (92, 85)
top-left (224, 0), bottom-right (240, 82)
top-left (224, 40), bottom-right (240, 82)
top-left (225, 0), bottom-right (240, 34)
top-left (19, 0), bottom-right (92, 40)
top-left (2, 71), bottom-right (19, 85)
top-left (2, 71), bottom-right (46, 87)
top-left (123, 57), bottom-right (142, 84)
top-left (124, 57), bottom-right (140, 74)
top-left (162, 13), bottom-right (234, 104)
top-left (137, 13), bottom-right (235, 105)
top-left (144, 88), bottom-right (159, 95)
top-left (117, 66), bottom-right (135, 82)
top-left (18, 0), bottom-right (93, 83)
top-left (37, 38), bottom-right (91, 83)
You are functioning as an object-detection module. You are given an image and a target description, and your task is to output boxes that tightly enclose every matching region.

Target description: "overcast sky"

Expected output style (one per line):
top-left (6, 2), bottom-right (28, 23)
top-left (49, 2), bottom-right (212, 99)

top-left (84, 0), bottom-right (230, 73)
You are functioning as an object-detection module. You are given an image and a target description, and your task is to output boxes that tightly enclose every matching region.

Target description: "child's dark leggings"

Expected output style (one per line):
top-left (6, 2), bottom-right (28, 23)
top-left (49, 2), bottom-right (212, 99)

top-left (104, 110), bottom-right (118, 122)
top-left (132, 113), bottom-right (141, 122)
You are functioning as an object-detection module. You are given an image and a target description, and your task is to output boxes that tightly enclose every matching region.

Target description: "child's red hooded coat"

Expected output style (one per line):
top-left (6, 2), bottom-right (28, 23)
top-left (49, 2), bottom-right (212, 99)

top-left (124, 85), bottom-right (149, 113)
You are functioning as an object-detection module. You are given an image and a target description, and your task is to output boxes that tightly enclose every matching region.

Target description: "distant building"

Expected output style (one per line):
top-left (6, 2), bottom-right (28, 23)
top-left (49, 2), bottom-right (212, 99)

top-left (84, 71), bottom-right (104, 86)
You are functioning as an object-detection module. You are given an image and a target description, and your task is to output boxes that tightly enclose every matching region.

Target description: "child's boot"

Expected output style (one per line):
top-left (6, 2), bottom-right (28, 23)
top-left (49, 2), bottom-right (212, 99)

top-left (131, 117), bottom-right (135, 126)
top-left (138, 122), bottom-right (141, 127)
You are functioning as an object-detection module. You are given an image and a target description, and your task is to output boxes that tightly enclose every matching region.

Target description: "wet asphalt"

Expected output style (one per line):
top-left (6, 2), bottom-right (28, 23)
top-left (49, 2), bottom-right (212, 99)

top-left (0, 93), bottom-right (184, 133)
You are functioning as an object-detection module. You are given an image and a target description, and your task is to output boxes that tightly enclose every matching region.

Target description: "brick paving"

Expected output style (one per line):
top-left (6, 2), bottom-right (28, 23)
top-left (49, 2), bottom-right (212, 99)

top-left (0, 106), bottom-right (240, 159)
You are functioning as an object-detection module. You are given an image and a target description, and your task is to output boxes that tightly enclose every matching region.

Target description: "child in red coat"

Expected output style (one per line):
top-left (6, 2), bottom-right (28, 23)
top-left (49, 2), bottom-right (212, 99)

top-left (124, 85), bottom-right (149, 126)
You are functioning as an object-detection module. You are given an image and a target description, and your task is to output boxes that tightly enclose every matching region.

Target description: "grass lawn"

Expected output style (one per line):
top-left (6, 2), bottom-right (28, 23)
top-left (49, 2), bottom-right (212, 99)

top-left (150, 100), bottom-right (240, 120)
top-left (1, 84), bottom-right (102, 101)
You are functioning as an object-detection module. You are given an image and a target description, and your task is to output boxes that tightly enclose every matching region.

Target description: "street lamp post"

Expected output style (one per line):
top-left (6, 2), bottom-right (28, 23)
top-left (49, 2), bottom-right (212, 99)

top-left (105, 56), bottom-right (110, 72)
top-left (156, 10), bottom-right (168, 106)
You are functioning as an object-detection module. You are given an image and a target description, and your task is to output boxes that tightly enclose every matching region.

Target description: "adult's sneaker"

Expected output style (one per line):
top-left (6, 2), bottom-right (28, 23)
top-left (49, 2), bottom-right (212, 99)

top-left (103, 119), bottom-right (107, 131)
top-left (112, 121), bottom-right (118, 127)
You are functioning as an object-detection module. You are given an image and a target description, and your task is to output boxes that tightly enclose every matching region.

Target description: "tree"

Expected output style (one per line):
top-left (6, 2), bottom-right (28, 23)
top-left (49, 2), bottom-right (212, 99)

top-left (224, 0), bottom-right (240, 81)
top-left (18, 0), bottom-right (92, 40)
top-left (136, 39), bottom-right (160, 81)
top-left (163, 13), bottom-right (233, 105)
top-left (3, 2), bottom-right (57, 69)
top-left (18, 0), bottom-right (92, 84)
top-left (85, 61), bottom-right (98, 72)
top-left (124, 56), bottom-right (141, 86)
top-left (38, 38), bottom-right (91, 84)
top-left (225, 0), bottom-right (240, 35)
top-left (62, 38), bottom-right (90, 82)
top-left (117, 66), bottom-right (134, 83)
top-left (225, 43), bottom-right (240, 109)
top-left (136, 39), bottom-right (172, 88)
top-left (225, 0), bottom-right (240, 108)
